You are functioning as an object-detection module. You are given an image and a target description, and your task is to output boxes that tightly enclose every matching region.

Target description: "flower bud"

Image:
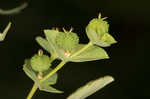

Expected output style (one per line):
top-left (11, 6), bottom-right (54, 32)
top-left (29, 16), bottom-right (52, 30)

top-left (30, 54), bottom-right (51, 72)
top-left (55, 32), bottom-right (79, 51)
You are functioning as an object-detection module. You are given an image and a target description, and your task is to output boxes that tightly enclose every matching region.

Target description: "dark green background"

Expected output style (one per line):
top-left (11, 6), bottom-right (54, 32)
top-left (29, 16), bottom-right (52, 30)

top-left (0, 0), bottom-right (141, 99)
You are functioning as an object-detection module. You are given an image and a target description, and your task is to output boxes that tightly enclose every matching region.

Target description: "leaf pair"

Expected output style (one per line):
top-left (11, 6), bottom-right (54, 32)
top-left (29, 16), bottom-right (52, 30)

top-left (36, 30), bottom-right (109, 62)
top-left (23, 59), bottom-right (63, 93)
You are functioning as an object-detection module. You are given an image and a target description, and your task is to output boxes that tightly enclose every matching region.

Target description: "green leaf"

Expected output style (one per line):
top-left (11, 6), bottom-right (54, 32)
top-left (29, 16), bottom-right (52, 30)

top-left (44, 29), bottom-right (69, 61)
top-left (39, 68), bottom-right (63, 94)
top-left (67, 76), bottom-right (114, 99)
top-left (0, 22), bottom-right (11, 41)
top-left (36, 29), bottom-right (64, 61)
top-left (39, 84), bottom-right (63, 93)
top-left (44, 29), bottom-right (62, 58)
top-left (69, 44), bottom-right (109, 62)
top-left (23, 59), bottom-right (39, 84)
top-left (36, 36), bottom-right (52, 53)
top-left (40, 29), bottom-right (109, 62)
top-left (44, 29), bottom-right (59, 52)
top-left (86, 27), bottom-right (99, 44)
top-left (42, 68), bottom-right (58, 85)
top-left (44, 29), bottom-right (60, 44)
top-left (23, 59), bottom-right (62, 93)
top-left (97, 33), bottom-right (117, 47)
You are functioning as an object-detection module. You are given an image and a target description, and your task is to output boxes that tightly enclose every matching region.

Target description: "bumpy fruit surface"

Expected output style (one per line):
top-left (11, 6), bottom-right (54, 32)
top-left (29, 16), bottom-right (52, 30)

top-left (55, 32), bottom-right (79, 51)
top-left (30, 54), bottom-right (51, 72)
top-left (87, 17), bottom-right (109, 35)
top-left (86, 14), bottom-right (116, 47)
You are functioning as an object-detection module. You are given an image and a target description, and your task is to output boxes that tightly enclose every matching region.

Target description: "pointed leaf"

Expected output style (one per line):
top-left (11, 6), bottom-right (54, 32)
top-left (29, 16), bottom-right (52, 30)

top-left (97, 33), bottom-right (117, 47)
top-left (39, 84), bottom-right (63, 93)
top-left (86, 27), bottom-right (99, 44)
top-left (36, 36), bottom-right (52, 53)
top-left (42, 68), bottom-right (58, 85)
top-left (23, 59), bottom-right (40, 85)
top-left (44, 29), bottom-right (68, 61)
top-left (44, 29), bottom-right (61, 57)
top-left (0, 22), bottom-right (11, 41)
top-left (44, 30), bottom-right (60, 43)
top-left (69, 44), bottom-right (109, 62)
top-left (67, 76), bottom-right (114, 99)
top-left (23, 59), bottom-right (60, 93)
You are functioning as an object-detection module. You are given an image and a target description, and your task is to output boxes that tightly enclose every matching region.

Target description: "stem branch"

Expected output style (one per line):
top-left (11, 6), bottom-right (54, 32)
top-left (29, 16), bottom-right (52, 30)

top-left (26, 58), bottom-right (65, 99)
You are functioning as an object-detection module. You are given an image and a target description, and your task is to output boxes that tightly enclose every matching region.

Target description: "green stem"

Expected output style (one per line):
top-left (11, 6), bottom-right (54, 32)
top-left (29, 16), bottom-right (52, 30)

top-left (26, 83), bottom-right (38, 99)
top-left (26, 55), bottom-right (62, 99)
top-left (26, 61), bottom-right (65, 99)
top-left (40, 61), bottom-right (66, 83)
top-left (26, 42), bottom-right (92, 99)
top-left (70, 41), bottom-right (93, 58)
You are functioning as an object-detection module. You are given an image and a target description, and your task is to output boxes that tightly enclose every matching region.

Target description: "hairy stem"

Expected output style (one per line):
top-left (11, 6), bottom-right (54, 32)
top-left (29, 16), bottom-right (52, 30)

top-left (26, 83), bottom-right (38, 99)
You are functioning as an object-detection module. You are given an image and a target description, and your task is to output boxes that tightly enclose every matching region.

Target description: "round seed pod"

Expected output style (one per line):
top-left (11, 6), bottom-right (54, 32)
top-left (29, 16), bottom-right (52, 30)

top-left (55, 32), bottom-right (79, 51)
top-left (86, 14), bottom-right (116, 47)
top-left (30, 54), bottom-right (51, 72)
top-left (87, 18), bottom-right (109, 35)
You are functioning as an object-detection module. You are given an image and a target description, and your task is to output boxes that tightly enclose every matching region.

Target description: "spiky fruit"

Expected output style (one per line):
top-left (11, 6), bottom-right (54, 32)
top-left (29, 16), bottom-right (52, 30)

top-left (86, 13), bottom-right (116, 47)
top-left (30, 54), bottom-right (51, 72)
top-left (86, 14), bottom-right (109, 36)
top-left (55, 32), bottom-right (79, 51)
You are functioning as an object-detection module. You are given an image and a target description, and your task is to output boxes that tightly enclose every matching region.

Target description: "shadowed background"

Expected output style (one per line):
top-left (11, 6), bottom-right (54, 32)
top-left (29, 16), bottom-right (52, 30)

top-left (0, 0), bottom-right (142, 99)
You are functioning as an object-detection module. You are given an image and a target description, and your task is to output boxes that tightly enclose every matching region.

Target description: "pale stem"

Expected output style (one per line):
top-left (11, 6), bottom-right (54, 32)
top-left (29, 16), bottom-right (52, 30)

top-left (26, 83), bottom-right (38, 99)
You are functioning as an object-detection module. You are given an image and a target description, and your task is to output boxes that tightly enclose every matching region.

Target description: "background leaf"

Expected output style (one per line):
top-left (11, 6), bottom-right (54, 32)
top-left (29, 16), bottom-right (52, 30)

top-left (67, 76), bottom-right (114, 99)
top-left (0, 22), bottom-right (11, 41)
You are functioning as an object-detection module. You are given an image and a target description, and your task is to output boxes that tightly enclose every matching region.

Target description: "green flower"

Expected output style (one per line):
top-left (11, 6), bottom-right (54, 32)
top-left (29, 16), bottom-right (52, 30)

top-left (86, 13), bottom-right (117, 47)
top-left (30, 51), bottom-right (51, 72)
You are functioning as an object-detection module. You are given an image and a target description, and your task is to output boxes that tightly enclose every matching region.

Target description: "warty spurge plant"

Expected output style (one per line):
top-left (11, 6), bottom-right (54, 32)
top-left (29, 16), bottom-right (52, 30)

top-left (23, 13), bottom-right (117, 99)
